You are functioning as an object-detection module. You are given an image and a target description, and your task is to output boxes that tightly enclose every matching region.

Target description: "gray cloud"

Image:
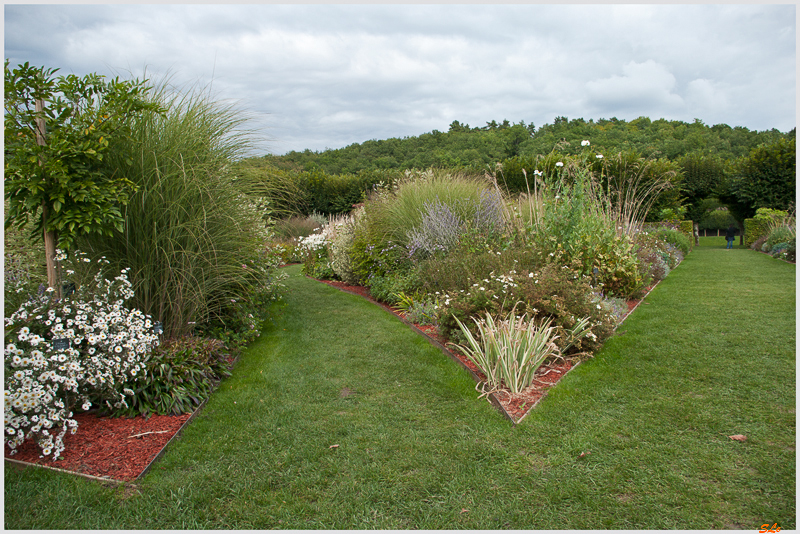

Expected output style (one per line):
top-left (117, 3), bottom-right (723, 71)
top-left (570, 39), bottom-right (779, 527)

top-left (4, 4), bottom-right (795, 154)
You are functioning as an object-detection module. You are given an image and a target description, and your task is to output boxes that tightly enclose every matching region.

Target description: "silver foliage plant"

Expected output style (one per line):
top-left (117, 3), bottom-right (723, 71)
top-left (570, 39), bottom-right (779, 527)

top-left (407, 199), bottom-right (464, 258)
top-left (406, 190), bottom-right (506, 259)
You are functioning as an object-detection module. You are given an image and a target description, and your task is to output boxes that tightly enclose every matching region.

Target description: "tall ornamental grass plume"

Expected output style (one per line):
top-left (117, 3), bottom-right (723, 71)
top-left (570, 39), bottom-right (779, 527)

top-left (79, 78), bottom-right (279, 338)
top-left (366, 168), bottom-right (493, 247)
top-left (4, 250), bottom-right (160, 458)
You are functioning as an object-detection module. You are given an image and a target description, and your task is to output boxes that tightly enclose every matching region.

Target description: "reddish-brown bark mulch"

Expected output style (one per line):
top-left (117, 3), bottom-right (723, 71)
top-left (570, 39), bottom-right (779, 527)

top-left (5, 412), bottom-right (191, 482)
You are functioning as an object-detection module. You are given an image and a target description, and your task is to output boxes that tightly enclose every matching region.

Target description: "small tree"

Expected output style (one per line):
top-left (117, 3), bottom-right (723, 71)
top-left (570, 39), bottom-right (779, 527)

top-left (727, 134), bottom-right (796, 217)
top-left (4, 60), bottom-right (162, 294)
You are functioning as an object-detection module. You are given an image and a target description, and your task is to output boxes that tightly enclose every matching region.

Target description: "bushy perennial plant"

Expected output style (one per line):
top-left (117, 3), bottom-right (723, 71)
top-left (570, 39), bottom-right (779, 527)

top-left (451, 305), bottom-right (591, 396)
top-left (4, 251), bottom-right (160, 458)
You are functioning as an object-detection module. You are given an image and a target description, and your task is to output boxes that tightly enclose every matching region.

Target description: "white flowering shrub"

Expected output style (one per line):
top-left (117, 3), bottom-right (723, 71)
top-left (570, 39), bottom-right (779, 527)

top-left (4, 251), bottom-right (160, 458)
top-left (298, 227), bottom-right (336, 279)
top-left (297, 232), bottom-right (327, 254)
top-left (326, 212), bottom-right (361, 285)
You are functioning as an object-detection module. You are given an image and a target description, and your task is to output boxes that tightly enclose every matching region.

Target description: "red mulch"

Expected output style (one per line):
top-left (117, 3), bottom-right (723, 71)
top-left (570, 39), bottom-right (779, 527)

top-left (5, 412), bottom-right (191, 482)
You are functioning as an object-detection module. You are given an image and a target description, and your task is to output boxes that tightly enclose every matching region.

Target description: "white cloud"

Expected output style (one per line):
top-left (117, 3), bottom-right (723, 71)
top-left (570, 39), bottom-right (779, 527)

top-left (4, 4), bottom-right (795, 153)
top-left (685, 79), bottom-right (729, 115)
top-left (584, 60), bottom-right (684, 116)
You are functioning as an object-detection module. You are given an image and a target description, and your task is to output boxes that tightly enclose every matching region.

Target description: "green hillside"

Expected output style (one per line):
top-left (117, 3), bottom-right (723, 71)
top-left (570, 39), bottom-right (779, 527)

top-left (264, 117), bottom-right (791, 175)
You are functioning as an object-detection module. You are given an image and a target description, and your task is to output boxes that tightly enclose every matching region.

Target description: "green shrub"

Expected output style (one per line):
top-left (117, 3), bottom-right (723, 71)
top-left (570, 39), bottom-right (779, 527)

top-left (764, 225), bottom-right (796, 252)
top-left (438, 261), bottom-right (616, 357)
top-left (699, 207), bottom-right (737, 231)
top-left (650, 226), bottom-right (691, 256)
top-left (744, 208), bottom-right (788, 247)
top-left (111, 337), bottom-right (232, 417)
top-left (366, 271), bottom-right (421, 305)
top-left (296, 169), bottom-right (401, 215)
top-left (415, 246), bottom-right (538, 295)
top-left (518, 168), bottom-right (646, 298)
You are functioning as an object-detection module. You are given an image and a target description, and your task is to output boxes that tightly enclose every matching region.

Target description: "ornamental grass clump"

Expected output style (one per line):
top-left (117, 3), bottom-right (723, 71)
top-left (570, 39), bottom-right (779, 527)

top-left (80, 77), bottom-right (275, 339)
top-left (4, 251), bottom-right (160, 458)
top-left (450, 305), bottom-right (591, 397)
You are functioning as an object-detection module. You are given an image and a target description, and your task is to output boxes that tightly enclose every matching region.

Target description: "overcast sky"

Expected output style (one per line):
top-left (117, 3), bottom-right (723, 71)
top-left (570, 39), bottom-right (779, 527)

top-left (4, 3), bottom-right (797, 156)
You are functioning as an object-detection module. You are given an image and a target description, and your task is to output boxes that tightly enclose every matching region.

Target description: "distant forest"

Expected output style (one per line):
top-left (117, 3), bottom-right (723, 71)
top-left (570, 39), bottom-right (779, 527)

top-left (242, 116), bottom-right (794, 227)
top-left (262, 116), bottom-right (792, 175)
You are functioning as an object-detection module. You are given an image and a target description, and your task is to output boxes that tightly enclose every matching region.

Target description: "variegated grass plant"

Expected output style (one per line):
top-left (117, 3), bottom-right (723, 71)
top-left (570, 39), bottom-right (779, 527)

top-left (450, 304), bottom-right (591, 397)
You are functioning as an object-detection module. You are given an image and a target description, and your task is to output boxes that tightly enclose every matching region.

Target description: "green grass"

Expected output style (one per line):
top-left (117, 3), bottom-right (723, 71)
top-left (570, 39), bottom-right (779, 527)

top-left (5, 237), bottom-right (795, 529)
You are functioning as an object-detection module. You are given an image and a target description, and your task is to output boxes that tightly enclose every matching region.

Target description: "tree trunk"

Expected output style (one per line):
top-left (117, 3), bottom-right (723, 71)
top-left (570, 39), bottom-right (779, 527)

top-left (36, 98), bottom-right (61, 297)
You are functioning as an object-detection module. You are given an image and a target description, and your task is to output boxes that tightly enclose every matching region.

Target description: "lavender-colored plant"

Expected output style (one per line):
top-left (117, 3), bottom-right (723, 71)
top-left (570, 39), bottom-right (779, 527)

top-left (407, 199), bottom-right (465, 258)
top-left (473, 189), bottom-right (506, 234)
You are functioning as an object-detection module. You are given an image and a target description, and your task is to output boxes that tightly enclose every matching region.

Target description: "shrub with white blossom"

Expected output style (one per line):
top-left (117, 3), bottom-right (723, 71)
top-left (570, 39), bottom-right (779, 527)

top-left (4, 251), bottom-right (160, 458)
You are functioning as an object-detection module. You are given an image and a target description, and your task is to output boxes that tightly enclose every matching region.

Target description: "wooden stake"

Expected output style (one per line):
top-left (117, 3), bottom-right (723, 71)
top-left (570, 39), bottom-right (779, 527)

top-left (128, 430), bottom-right (170, 439)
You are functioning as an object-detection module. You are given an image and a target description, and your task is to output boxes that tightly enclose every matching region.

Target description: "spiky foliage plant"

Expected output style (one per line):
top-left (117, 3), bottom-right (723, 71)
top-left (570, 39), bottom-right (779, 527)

top-left (78, 79), bottom-right (277, 338)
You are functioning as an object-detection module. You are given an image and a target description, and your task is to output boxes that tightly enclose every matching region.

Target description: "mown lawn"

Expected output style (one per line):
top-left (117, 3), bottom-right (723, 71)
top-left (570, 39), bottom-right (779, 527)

top-left (4, 237), bottom-right (795, 529)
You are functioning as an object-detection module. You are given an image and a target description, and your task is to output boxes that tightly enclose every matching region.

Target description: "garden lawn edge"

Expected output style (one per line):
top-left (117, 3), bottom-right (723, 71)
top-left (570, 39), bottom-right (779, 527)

top-left (2, 342), bottom-right (242, 485)
top-left (313, 267), bottom-right (670, 424)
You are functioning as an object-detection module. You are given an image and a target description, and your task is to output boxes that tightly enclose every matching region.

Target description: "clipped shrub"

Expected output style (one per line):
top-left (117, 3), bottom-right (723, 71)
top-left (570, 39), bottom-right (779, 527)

top-left (295, 168), bottom-right (400, 215)
top-left (744, 207), bottom-right (788, 247)
top-left (699, 207), bottom-right (737, 231)
top-left (111, 336), bottom-right (232, 417)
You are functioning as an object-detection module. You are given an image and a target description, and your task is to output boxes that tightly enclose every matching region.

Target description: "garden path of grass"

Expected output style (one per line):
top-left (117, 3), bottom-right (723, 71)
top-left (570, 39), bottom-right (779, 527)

top-left (4, 237), bottom-right (795, 529)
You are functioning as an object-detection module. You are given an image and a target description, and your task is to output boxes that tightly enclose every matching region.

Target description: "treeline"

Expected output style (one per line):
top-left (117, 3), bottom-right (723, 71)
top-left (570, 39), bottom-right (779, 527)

top-left (243, 116), bottom-right (795, 227)
top-left (265, 116), bottom-right (789, 175)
